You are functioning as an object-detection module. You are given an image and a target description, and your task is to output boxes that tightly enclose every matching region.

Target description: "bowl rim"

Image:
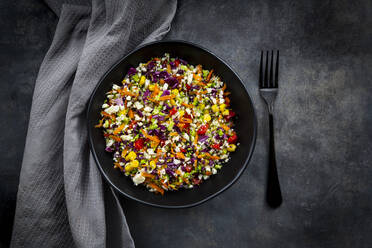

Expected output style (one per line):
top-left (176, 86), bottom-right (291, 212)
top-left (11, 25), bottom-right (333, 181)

top-left (87, 39), bottom-right (257, 208)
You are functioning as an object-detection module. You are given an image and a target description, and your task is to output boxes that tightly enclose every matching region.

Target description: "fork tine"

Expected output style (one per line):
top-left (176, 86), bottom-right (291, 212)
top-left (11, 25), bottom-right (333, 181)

top-left (259, 51), bottom-right (263, 88)
top-left (274, 50), bottom-right (279, 87)
top-left (269, 50), bottom-right (274, 87)
top-left (264, 51), bottom-right (269, 88)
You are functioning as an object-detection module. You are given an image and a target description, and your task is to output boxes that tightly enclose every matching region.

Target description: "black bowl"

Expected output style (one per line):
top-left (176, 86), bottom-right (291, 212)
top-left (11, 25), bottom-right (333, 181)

top-left (87, 40), bottom-right (257, 208)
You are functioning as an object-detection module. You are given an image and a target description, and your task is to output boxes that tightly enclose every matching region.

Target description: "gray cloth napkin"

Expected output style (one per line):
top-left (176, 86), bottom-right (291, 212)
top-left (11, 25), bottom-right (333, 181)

top-left (10, 1), bottom-right (177, 247)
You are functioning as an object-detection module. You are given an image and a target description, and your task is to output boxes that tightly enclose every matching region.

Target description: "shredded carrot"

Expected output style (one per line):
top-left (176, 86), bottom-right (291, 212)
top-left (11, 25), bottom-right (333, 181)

top-left (222, 84), bottom-right (226, 91)
top-left (198, 90), bottom-right (207, 95)
top-left (101, 111), bottom-right (113, 119)
top-left (205, 171), bottom-right (212, 176)
top-left (221, 124), bottom-right (230, 131)
top-left (193, 74), bottom-right (202, 82)
top-left (169, 132), bottom-right (178, 136)
top-left (194, 159), bottom-right (198, 168)
top-left (124, 99), bottom-right (128, 108)
top-left (167, 64), bottom-right (172, 73)
top-left (159, 79), bottom-right (165, 85)
top-left (196, 82), bottom-right (207, 87)
top-left (109, 135), bottom-right (121, 142)
top-left (194, 134), bottom-right (198, 145)
top-left (153, 57), bottom-right (160, 61)
top-left (177, 123), bottom-right (185, 129)
top-left (205, 153), bottom-right (220, 160)
top-left (158, 94), bottom-right (175, 101)
top-left (95, 119), bottom-right (103, 128)
top-left (151, 84), bottom-right (160, 98)
top-left (182, 102), bottom-right (194, 108)
top-left (224, 91), bottom-right (231, 96)
top-left (113, 124), bottom-right (125, 135)
top-left (118, 88), bottom-right (136, 97)
top-left (114, 162), bottom-right (123, 171)
top-left (225, 97), bottom-right (230, 105)
top-left (121, 148), bottom-right (128, 158)
top-left (196, 65), bottom-right (202, 75)
top-left (206, 69), bottom-right (214, 82)
top-left (180, 117), bottom-right (192, 123)
top-left (148, 183), bottom-right (164, 195)
top-left (141, 129), bottom-right (160, 143)
top-left (128, 109), bottom-right (134, 119)
top-left (141, 172), bottom-right (155, 179)
top-left (176, 152), bottom-right (185, 159)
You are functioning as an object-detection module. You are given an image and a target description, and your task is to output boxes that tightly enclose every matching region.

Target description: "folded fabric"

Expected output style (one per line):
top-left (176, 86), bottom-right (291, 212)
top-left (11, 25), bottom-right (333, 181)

top-left (11, 1), bottom-right (177, 247)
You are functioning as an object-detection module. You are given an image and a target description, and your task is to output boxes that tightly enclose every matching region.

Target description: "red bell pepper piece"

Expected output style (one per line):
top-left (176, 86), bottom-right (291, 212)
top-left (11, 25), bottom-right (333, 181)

top-left (134, 138), bottom-right (145, 150)
top-left (197, 124), bottom-right (209, 135)
top-left (227, 134), bottom-right (237, 144)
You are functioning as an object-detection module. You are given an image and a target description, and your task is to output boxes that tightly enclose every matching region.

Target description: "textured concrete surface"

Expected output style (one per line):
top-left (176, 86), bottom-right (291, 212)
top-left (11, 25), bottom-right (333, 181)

top-left (1, 0), bottom-right (372, 247)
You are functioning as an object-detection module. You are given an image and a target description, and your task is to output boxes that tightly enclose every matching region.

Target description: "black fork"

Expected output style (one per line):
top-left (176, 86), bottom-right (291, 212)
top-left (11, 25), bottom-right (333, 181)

top-left (259, 50), bottom-right (282, 208)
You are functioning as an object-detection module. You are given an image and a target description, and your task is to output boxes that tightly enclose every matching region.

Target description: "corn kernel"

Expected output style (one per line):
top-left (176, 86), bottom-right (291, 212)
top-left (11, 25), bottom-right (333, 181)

top-left (222, 109), bottom-right (229, 116)
top-left (150, 160), bottom-right (156, 169)
top-left (171, 89), bottom-right (179, 95)
top-left (204, 113), bottom-right (211, 122)
top-left (118, 110), bottom-right (127, 116)
top-left (211, 104), bottom-right (219, 113)
top-left (220, 104), bottom-right (226, 112)
top-left (149, 84), bottom-right (155, 91)
top-left (179, 110), bottom-right (185, 117)
top-left (139, 76), bottom-right (146, 85)
top-left (199, 103), bottom-right (205, 110)
top-left (125, 151), bottom-right (137, 161)
top-left (125, 160), bottom-right (139, 172)
top-left (170, 99), bottom-right (176, 105)
top-left (227, 144), bottom-right (236, 152)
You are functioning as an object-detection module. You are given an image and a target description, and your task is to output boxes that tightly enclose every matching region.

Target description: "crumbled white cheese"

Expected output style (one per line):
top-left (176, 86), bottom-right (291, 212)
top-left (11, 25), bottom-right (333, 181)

top-left (144, 106), bottom-right (152, 112)
top-left (145, 79), bottom-right (150, 87)
top-left (126, 96), bottom-right (131, 101)
top-left (105, 105), bottom-right (119, 114)
top-left (132, 173), bottom-right (145, 185)
top-left (120, 135), bottom-right (131, 141)
top-left (106, 139), bottom-right (114, 147)
top-left (134, 101), bottom-right (143, 110)
top-left (163, 83), bottom-right (168, 91)
top-left (212, 168), bottom-right (217, 174)
top-left (127, 101), bottom-right (132, 107)
top-left (112, 84), bottom-right (120, 90)
top-left (102, 103), bottom-right (109, 108)
top-left (174, 159), bottom-right (181, 165)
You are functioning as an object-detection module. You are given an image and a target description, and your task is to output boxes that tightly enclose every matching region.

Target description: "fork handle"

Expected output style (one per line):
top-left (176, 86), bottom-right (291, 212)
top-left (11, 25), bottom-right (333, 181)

top-left (266, 113), bottom-right (283, 208)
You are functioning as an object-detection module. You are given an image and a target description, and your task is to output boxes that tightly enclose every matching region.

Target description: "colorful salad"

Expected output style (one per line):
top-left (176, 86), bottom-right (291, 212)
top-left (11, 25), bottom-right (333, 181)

top-left (95, 54), bottom-right (238, 194)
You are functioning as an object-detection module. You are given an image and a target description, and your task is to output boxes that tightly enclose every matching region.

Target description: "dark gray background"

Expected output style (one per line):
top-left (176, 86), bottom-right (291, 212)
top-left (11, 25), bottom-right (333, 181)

top-left (1, 0), bottom-right (371, 247)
